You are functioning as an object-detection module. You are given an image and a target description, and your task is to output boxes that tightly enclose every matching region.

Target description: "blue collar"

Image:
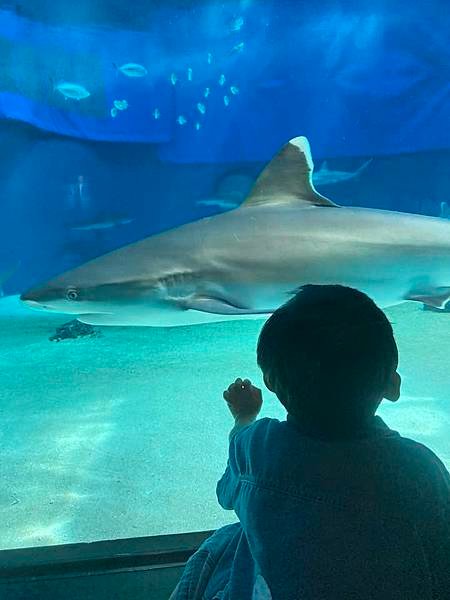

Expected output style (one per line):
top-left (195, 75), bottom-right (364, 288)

top-left (286, 413), bottom-right (389, 441)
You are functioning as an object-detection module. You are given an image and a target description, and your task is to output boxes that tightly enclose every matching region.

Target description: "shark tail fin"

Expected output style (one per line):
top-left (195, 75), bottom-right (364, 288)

top-left (356, 158), bottom-right (373, 174)
top-left (241, 136), bottom-right (338, 209)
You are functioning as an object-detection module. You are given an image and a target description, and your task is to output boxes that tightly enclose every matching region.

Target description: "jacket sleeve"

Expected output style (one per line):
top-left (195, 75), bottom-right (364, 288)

top-left (420, 452), bottom-right (450, 600)
top-left (216, 422), bottom-right (254, 510)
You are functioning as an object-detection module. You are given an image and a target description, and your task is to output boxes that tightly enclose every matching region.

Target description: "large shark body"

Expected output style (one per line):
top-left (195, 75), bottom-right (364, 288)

top-left (21, 137), bottom-right (450, 326)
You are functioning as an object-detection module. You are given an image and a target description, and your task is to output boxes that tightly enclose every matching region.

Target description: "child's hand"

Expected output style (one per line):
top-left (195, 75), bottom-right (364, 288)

top-left (223, 378), bottom-right (263, 421)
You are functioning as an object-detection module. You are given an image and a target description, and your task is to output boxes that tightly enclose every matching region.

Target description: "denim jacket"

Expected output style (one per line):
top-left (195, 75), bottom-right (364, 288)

top-left (174, 416), bottom-right (450, 600)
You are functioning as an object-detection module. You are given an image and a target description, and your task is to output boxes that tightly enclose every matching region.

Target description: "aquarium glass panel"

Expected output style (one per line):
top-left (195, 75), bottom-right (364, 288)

top-left (0, 0), bottom-right (449, 550)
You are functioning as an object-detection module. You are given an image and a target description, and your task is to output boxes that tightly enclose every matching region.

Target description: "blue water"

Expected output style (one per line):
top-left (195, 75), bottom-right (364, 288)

top-left (0, 0), bottom-right (449, 550)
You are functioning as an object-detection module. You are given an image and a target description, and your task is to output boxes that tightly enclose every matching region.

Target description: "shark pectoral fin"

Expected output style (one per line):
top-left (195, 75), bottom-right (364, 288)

top-left (180, 295), bottom-right (271, 315)
top-left (406, 287), bottom-right (450, 309)
top-left (241, 136), bottom-right (339, 209)
top-left (78, 314), bottom-right (120, 325)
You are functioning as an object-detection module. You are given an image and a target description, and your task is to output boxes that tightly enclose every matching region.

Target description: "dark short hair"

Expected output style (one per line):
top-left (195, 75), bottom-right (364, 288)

top-left (257, 285), bottom-right (398, 435)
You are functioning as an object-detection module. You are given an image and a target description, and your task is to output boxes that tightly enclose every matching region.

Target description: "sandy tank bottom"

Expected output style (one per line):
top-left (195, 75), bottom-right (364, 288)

top-left (0, 296), bottom-right (449, 551)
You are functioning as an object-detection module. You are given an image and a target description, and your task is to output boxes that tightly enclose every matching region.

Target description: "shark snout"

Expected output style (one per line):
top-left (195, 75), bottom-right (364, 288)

top-left (20, 288), bottom-right (39, 303)
top-left (20, 292), bottom-right (56, 311)
top-left (20, 291), bottom-right (37, 303)
top-left (20, 286), bottom-right (62, 311)
top-left (23, 300), bottom-right (55, 311)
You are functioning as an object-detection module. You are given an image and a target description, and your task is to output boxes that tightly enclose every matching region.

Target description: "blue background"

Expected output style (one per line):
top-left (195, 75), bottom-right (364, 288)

top-left (0, 0), bottom-right (448, 293)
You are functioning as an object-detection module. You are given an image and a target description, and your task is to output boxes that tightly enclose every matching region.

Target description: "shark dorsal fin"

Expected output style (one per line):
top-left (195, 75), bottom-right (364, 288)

top-left (241, 136), bottom-right (338, 209)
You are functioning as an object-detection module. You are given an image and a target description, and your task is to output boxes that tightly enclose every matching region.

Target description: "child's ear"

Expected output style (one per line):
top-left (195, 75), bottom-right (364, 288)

top-left (384, 371), bottom-right (401, 402)
top-left (263, 374), bottom-right (275, 393)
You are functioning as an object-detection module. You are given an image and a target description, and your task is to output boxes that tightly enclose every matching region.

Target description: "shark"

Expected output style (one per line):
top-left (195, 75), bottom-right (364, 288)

top-left (313, 158), bottom-right (372, 187)
top-left (196, 173), bottom-right (254, 211)
top-left (69, 213), bottom-right (134, 231)
top-left (20, 136), bottom-right (450, 326)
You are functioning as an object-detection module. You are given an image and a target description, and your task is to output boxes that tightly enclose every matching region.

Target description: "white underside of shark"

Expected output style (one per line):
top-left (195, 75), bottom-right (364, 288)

top-left (21, 136), bottom-right (450, 327)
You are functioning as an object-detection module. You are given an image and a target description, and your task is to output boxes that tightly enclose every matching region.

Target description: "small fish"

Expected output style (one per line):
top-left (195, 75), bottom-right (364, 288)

top-left (113, 99), bottom-right (129, 110)
top-left (152, 108), bottom-right (160, 120)
top-left (218, 74), bottom-right (226, 86)
top-left (196, 199), bottom-right (239, 210)
top-left (197, 103), bottom-right (206, 115)
top-left (110, 107), bottom-right (118, 118)
top-left (313, 159), bottom-right (373, 187)
top-left (176, 115), bottom-right (187, 125)
top-left (207, 52), bottom-right (213, 64)
top-left (231, 42), bottom-right (245, 53)
top-left (195, 122), bottom-right (201, 131)
top-left (196, 173), bottom-right (253, 211)
top-left (204, 87), bottom-right (210, 98)
top-left (224, 95), bottom-right (230, 107)
top-left (170, 73), bottom-right (177, 85)
top-left (70, 214), bottom-right (134, 231)
top-left (187, 67), bottom-right (193, 81)
top-left (55, 82), bottom-right (90, 101)
top-left (116, 63), bottom-right (148, 77)
top-left (230, 86), bottom-right (239, 95)
top-left (230, 16), bottom-right (244, 32)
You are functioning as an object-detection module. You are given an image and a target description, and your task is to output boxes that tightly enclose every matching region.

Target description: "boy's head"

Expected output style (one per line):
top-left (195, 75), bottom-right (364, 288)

top-left (257, 285), bottom-right (400, 437)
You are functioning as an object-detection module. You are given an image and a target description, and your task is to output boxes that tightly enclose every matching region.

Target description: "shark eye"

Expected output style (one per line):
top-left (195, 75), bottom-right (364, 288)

top-left (66, 288), bottom-right (80, 301)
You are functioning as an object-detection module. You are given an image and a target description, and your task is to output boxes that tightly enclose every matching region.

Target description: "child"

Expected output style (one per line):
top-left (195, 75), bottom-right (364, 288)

top-left (171, 285), bottom-right (449, 599)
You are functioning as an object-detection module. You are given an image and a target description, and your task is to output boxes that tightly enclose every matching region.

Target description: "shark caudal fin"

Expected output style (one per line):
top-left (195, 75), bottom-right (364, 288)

top-left (241, 136), bottom-right (339, 209)
top-left (356, 158), bottom-right (373, 174)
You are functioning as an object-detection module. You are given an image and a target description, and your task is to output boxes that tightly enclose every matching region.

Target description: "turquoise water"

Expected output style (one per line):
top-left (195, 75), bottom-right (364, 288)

top-left (0, 0), bottom-right (449, 556)
top-left (1, 296), bottom-right (448, 550)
